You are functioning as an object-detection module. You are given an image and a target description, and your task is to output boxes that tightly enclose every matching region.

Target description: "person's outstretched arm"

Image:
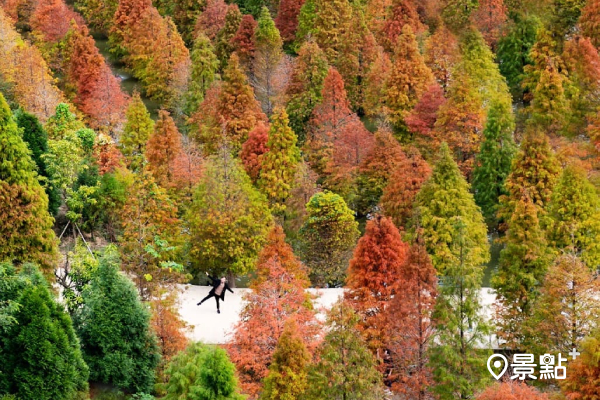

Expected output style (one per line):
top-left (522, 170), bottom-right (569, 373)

top-left (226, 284), bottom-right (234, 293)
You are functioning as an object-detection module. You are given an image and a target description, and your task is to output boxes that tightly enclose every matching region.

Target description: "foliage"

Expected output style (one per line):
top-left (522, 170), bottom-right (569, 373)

top-left (185, 34), bottom-right (219, 116)
top-left (492, 193), bottom-right (550, 349)
top-left (546, 164), bottom-right (600, 268)
top-left (146, 110), bottom-right (183, 188)
top-left (299, 191), bottom-right (359, 287)
top-left (118, 171), bottom-right (183, 300)
top-left (560, 331), bottom-right (600, 399)
top-left (0, 263), bottom-right (89, 400)
top-left (346, 215), bottom-right (408, 361)
top-left (411, 143), bottom-right (490, 276)
top-left (260, 319), bottom-right (311, 400)
top-left (386, 237), bottom-right (438, 396)
top-left (120, 93), bottom-right (154, 171)
top-left (524, 253), bottom-right (600, 355)
top-left (285, 40), bottom-right (328, 143)
top-left (240, 122), bottom-right (269, 183)
top-left (187, 148), bottom-right (272, 277)
top-left (475, 382), bottom-right (550, 399)
top-left (258, 107), bottom-right (300, 213)
top-left (380, 146), bottom-right (432, 230)
top-left (472, 100), bottom-right (516, 228)
top-left (163, 343), bottom-right (243, 400)
top-left (228, 255), bottom-right (318, 398)
top-left (305, 301), bottom-right (383, 400)
top-left (74, 247), bottom-right (161, 393)
top-left (0, 92), bottom-right (58, 274)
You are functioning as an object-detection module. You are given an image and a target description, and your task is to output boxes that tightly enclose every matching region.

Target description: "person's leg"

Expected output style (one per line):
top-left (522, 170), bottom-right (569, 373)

top-left (197, 293), bottom-right (213, 306)
top-left (215, 296), bottom-right (220, 313)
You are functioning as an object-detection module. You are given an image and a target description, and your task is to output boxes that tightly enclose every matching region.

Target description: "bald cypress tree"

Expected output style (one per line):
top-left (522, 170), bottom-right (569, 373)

top-left (120, 92), bottom-right (154, 171)
top-left (0, 93), bottom-right (58, 274)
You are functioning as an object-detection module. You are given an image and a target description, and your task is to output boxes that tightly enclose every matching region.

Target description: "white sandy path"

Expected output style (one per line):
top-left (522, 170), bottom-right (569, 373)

top-left (177, 285), bottom-right (497, 346)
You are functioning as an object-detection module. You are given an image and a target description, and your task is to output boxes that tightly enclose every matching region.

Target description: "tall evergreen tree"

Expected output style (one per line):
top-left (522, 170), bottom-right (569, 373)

top-left (547, 164), bottom-right (600, 269)
top-left (412, 143), bottom-right (490, 276)
top-left (299, 191), bottom-right (359, 287)
top-left (0, 93), bottom-right (58, 274)
top-left (74, 247), bottom-right (161, 393)
top-left (215, 5), bottom-right (242, 70)
top-left (260, 319), bottom-right (311, 400)
top-left (304, 301), bottom-right (383, 400)
top-left (120, 92), bottom-right (154, 171)
top-left (0, 264), bottom-right (89, 400)
top-left (428, 218), bottom-right (491, 400)
top-left (16, 110), bottom-right (61, 215)
top-left (309, 0), bottom-right (352, 62)
top-left (497, 129), bottom-right (560, 229)
top-left (187, 148), bottom-right (272, 278)
top-left (173, 0), bottom-right (206, 45)
top-left (258, 107), bottom-right (300, 213)
top-left (184, 33), bottom-right (219, 116)
top-left (472, 100), bottom-right (516, 228)
top-left (493, 192), bottom-right (550, 349)
top-left (580, 0), bottom-right (600, 47)
top-left (285, 40), bottom-right (328, 143)
top-left (441, 0), bottom-right (479, 33)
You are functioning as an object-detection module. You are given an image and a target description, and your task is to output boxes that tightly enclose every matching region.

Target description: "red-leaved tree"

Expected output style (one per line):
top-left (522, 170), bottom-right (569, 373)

top-left (227, 254), bottom-right (319, 399)
top-left (345, 215), bottom-right (409, 363)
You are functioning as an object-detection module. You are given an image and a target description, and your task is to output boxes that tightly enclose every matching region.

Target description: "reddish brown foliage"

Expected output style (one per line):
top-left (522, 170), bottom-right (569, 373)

top-left (254, 225), bottom-right (310, 287)
top-left (111, 0), bottom-right (152, 45)
top-left (150, 293), bottom-right (189, 361)
top-left (94, 134), bottom-right (124, 174)
top-left (169, 138), bottom-right (203, 200)
top-left (424, 25), bottom-right (460, 93)
top-left (232, 14), bottom-right (257, 69)
top-left (194, 0), bottom-right (227, 40)
top-left (381, 0), bottom-right (423, 52)
top-left (66, 24), bottom-right (127, 133)
top-left (471, 0), bottom-right (508, 50)
top-left (240, 122), bottom-right (269, 182)
top-left (31, 0), bottom-right (82, 42)
top-left (380, 146), bottom-right (432, 229)
top-left (328, 118), bottom-right (374, 176)
top-left (146, 109), bottom-right (183, 188)
top-left (406, 84), bottom-right (446, 136)
top-left (475, 382), bottom-right (550, 400)
top-left (345, 215), bottom-right (409, 362)
top-left (386, 239), bottom-right (437, 395)
top-left (275, 0), bottom-right (305, 43)
top-left (560, 335), bottom-right (600, 399)
top-left (227, 255), bottom-right (319, 399)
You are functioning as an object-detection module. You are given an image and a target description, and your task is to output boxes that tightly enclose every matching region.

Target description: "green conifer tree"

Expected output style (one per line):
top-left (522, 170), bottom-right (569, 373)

top-left (428, 218), bottom-right (491, 400)
top-left (472, 100), bottom-right (516, 228)
top-left (184, 33), bottom-right (219, 115)
top-left (0, 264), bottom-right (89, 400)
top-left (16, 110), bottom-right (61, 215)
top-left (493, 192), bottom-right (550, 349)
top-left (547, 165), bottom-right (600, 269)
top-left (163, 343), bottom-right (243, 400)
top-left (299, 191), bottom-right (359, 286)
top-left (497, 128), bottom-right (560, 229)
top-left (74, 247), bottom-right (161, 393)
top-left (0, 93), bottom-right (58, 274)
top-left (120, 92), bottom-right (155, 171)
top-left (412, 143), bottom-right (490, 276)
top-left (285, 40), bottom-right (328, 143)
top-left (187, 147), bottom-right (272, 278)
top-left (258, 107), bottom-right (300, 214)
top-left (304, 301), bottom-right (383, 400)
top-left (260, 319), bottom-right (311, 400)
top-left (215, 5), bottom-right (242, 70)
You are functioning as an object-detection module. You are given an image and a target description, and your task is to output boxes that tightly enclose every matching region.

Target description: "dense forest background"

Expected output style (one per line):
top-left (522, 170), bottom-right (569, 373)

top-left (1, 0), bottom-right (600, 398)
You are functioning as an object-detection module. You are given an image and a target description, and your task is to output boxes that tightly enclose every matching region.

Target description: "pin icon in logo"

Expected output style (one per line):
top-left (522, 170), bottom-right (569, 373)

top-left (487, 354), bottom-right (508, 380)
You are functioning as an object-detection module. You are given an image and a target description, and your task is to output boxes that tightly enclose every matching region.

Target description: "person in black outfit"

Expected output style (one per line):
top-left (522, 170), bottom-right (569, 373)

top-left (197, 272), bottom-right (233, 314)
